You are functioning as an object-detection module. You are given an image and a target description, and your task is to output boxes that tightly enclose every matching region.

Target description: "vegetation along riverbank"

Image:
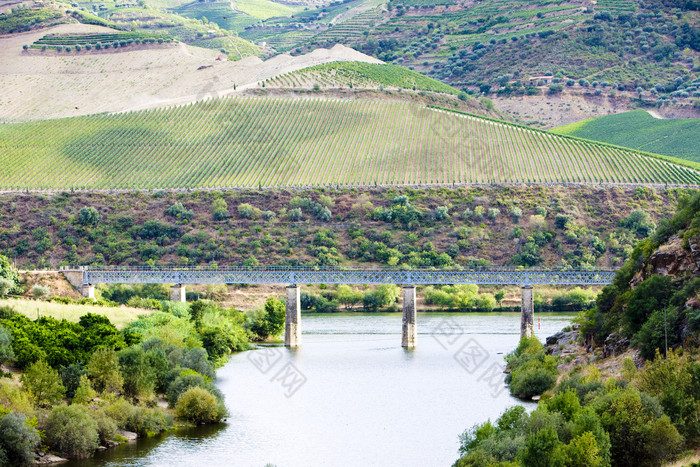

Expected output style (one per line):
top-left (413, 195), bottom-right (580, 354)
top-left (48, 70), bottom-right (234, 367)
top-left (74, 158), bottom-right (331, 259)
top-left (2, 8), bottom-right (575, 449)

top-left (454, 191), bottom-right (700, 466)
top-left (0, 253), bottom-right (293, 464)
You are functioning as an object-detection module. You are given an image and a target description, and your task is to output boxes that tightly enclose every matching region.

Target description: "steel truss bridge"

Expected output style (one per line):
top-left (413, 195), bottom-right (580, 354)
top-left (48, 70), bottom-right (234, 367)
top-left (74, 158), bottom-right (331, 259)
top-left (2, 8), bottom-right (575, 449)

top-left (77, 267), bottom-right (617, 286)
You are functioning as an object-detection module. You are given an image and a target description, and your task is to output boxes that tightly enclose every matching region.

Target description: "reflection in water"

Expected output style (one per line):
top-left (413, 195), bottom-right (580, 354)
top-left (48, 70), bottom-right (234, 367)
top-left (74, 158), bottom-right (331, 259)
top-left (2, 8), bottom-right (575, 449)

top-left (64, 312), bottom-right (574, 467)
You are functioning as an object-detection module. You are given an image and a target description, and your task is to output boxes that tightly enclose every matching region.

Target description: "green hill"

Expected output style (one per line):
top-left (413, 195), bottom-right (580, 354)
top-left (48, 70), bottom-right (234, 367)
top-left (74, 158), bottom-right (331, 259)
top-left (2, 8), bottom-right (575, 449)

top-left (1, 97), bottom-right (699, 190)
top-left (552, 110), bottom-right (700, 163)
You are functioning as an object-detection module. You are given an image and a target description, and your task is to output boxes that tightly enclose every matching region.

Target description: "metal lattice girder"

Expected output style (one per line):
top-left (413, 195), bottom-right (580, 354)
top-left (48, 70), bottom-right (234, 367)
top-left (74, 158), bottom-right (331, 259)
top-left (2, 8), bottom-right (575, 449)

top-left (82, 267), bottom-right (617, 286)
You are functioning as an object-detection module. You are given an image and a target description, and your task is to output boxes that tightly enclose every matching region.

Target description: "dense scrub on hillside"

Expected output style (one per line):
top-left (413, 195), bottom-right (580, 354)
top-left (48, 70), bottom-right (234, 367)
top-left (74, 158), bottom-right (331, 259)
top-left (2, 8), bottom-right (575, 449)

top-left (578, 190), bottom-right (700, 357)
top-left (0, 187), bottom-right (690, 270)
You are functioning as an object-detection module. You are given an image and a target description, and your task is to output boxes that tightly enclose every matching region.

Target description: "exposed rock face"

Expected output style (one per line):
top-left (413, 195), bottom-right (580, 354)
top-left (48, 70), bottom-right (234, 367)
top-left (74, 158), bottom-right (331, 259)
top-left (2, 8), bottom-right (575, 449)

top-left (602, 332), bottom-right (630, 358)
top-left (546, 324), bottom-right (580, 357)
top-left (630, 235), bottom-right (698, 288)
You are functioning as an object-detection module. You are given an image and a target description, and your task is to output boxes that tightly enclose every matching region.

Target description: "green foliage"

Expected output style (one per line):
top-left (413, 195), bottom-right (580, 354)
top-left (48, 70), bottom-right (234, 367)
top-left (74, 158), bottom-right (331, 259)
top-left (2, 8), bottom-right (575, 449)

top-left (165, 202), bottom-right (194, 221)
top-left (621, 209), bottom-right (656, 237)
top-left (45, 404), bottom-right (99, 458)
top-left (78, 206), bottom-right (101, 226)
top-left (0, 313), bottom-right (126, 369)
top-left (249, 297), bottom-right (285, 340)
top-left (624, 275), bottom-right (673, 335)
top-left (174, 386), bottom-right (227, 424)
top-left (0, 413), bottom-right (41, 466)
top-left (167, 369), bottom-right (222, 407)
top-left (0, 325), bottom-right (14, 364)
top-left (72, 374), bottom-right (97, 404)
top-left (20, 360), bottom-right (65, 408)
top-left (87, 348), bottom-right (123, 394)
top-left (505, 337), bottom-right (558, 399)
top-left (0, 255), bottom-right (19, 295)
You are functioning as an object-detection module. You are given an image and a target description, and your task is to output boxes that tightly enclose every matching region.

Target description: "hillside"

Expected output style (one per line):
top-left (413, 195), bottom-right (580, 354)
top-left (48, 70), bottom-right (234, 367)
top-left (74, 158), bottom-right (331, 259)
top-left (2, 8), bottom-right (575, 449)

top-left (1, 95), bottom-right (699, 190)
top-left (0, 186), bottom-right (690, 270)
top-left (552, 110), bottom-right (700, 162)
top-left (0, 23), bottom-right (380, 121)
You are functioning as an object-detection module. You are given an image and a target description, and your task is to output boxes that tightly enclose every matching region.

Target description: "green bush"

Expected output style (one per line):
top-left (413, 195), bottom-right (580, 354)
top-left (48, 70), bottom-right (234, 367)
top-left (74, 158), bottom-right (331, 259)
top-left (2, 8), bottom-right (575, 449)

top-left (78, 206), bottom-right (101, 226)
top-left (167, 370), bottom-right (222, 407)
top-left (174, 386), bottom-right (226, 424)
top-left (89, 409), bottom-right (118, 444)
top-left (30, 284), bottom-right (49, 299)
top-left (0, 413), bottom-right (41, 466)
top-left (46, 405), bottom-right (99, 458)
top-left (249, 297), bottom-right (285, 340)
top-left (127, 406), bottom-right (172, 436)
top-left (505, 337), bottom-right (558, 399)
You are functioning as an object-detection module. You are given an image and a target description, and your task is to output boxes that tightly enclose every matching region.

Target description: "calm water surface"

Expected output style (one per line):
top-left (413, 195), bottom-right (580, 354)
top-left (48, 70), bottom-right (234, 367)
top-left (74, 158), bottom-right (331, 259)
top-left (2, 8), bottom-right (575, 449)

top-left (66, 312), bottom-right (574, 467)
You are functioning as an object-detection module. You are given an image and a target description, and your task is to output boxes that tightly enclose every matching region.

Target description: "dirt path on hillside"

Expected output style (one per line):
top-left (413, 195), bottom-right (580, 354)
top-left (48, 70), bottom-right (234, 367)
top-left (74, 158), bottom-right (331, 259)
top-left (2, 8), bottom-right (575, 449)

top-left (646, 109), bottom-right (665, 119)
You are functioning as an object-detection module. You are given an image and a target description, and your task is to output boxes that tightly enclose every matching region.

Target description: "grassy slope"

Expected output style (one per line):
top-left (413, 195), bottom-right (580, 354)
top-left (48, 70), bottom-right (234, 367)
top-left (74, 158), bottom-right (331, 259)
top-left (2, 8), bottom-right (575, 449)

top-left (0, 298), bottom-right (151, 329)
top-left (552, 110), bottom-right (700, 163)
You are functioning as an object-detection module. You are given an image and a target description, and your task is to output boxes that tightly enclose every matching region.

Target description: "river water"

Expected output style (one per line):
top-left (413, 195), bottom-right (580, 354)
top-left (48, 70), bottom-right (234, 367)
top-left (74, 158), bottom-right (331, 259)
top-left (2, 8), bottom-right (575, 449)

top-left (66, 312), bottom-right (574, 467)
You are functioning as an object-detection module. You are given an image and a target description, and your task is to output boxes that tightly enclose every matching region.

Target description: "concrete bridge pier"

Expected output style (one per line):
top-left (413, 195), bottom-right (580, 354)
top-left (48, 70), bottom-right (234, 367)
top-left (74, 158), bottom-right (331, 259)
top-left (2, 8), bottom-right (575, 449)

top-left (170, 284), bottom-right (186, 303)
top-left (81, 284), bottom-right (95, 300)
top-left (402, 285), bottom-right (417, 348)
top-left (285, 285), bottom-right (301, 347)
top-left (521, 285), bottom-right (534, 339)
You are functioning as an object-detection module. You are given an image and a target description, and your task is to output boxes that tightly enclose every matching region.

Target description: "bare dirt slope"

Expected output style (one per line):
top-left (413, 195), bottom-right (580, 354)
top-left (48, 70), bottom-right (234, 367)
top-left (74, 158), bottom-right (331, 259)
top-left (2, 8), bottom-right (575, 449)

top-left (0, 23), bottom-right (381, 122)
top-left (494, 91), bottom-right (700, 129)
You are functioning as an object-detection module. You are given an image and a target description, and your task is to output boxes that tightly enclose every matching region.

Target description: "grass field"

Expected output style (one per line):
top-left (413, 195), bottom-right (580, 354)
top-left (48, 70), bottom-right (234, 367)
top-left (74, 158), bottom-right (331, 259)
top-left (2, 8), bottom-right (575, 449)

top-left (0, 96), bottom-right (699, 190)
top-left (552, 110), bottom-right (700, 163)
top-left (0, 298), bottom-right (151, 329)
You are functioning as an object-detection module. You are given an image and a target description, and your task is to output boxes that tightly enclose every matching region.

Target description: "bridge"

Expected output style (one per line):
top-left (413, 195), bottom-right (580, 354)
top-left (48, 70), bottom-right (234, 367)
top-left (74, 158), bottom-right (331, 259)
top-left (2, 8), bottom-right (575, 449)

top-left (61, 266), bottom-right (616, 348)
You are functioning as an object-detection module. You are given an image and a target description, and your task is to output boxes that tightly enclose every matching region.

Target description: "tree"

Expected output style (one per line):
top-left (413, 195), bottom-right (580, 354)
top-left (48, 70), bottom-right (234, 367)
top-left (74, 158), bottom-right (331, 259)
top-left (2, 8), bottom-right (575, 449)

top-left (237, 203), bottom-right (254, 219)
top-left (522, 426), bottom-right (566, 467)
top-left (434, 206), bottom-right (450, 221)
top-left (250, 297), bottom-right (285, 339)
top-left (337, 285), bottom-right (363, 310)
top-left (86, 348), bottom-right (123, 394)
top-left (376, 284), bottom-right (400, 307)
top-left (0, 325), bottom-right (14, 364)
top-left (212, 198), bottom-right (228, 220)
top-left (20, 360), bottom-right (65, 408)
top-left (0, 255), bottom-right (18, 295)
top-left (119, 346), bottom-right (156, 398)
top-left (45, 405), bottom-right (99, 458)
top-left (0, 413), bottom-right (41, 466)
top-left (78, 206), bottom-right (101, 226)
top-left (494, 290), bottom-right (505, 308)
top-left (72, 375), bottom-right (97, 404)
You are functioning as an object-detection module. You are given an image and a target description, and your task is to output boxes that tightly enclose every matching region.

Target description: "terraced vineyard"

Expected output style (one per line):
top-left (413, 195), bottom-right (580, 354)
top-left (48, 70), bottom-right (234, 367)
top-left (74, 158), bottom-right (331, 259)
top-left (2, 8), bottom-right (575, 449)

top-left (0, 97), bottom-right (698, 190)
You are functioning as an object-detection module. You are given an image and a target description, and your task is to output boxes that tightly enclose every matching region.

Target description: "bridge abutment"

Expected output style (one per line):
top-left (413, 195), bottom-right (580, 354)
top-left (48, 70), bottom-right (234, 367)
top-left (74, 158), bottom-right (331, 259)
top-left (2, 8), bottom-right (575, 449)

top-left (170, 284), bottom-right (186, 303)
top-left (402, 285), bottom-right (417, 348)
top-left (521, 285), bottom-right (534, 339)
top-left (285, 285), bottom-right (301, 347)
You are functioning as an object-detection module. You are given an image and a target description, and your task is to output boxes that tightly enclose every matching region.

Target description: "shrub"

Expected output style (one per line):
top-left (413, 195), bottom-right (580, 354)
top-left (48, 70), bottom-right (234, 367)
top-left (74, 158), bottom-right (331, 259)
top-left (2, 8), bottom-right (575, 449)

top-left (90, 409), bottom-right (118, 444)
top-left (288, 208), bottom-right (303, 221)
top-left (487, 208), bottom-right (499, 220)
top-left (262, 210), bottom-right (276, 221)
top-left (237, 203), bottom-right (254, 219)
top-left (78, 206), bottom-right (101, 226)
top-left (434, 206), bottom-right (450, 221)
top-left (509, 207), bottom-right (523, 222)
top-left (167, 370), bottom-right (222, 406)
top-left (30, 284), bottom-right (49, 299)
top-left (0, 278), bottom-right (13, 297)
top-left (20, 360), bottom-right (65, 408)
top-left (0, 413), bottom-right (41, 466)
top-left (46, 405), bottom-right (99, 458)
top-left (127, 406), bottom-right (171, 436)
top-left (175, 386), bottom-right (226, 424)
top-left (165, 202), bottom-right (194, 221)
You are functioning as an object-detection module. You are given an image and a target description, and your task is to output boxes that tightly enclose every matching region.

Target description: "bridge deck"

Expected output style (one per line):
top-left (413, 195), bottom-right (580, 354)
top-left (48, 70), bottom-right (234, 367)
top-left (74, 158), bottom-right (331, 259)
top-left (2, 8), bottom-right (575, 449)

top-left (73, 267), bottom-right (617, 286)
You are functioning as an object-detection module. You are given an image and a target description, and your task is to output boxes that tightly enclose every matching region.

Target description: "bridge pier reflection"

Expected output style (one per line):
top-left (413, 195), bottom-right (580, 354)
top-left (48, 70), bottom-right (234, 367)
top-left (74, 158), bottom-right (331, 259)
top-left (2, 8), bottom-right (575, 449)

top-left (521, 286), bottom-right (534, 339)
top-left (402, 286), bottom-right (417, 348)
top-left (285, 285), bottom-right (301, 347)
